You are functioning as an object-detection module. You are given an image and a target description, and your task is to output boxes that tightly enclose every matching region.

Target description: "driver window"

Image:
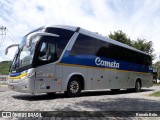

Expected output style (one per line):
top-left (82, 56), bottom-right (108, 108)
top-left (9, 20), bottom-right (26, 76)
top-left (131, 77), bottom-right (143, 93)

top-left (39, 42), bottom-right (48, 60)
top-left (39, 42), bottom-right (56, 61)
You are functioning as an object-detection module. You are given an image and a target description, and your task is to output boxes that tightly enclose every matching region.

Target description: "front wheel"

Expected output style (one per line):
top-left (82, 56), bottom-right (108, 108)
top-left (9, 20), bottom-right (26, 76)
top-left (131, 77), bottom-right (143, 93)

top-left (65, 76), bottom-right (82, 97)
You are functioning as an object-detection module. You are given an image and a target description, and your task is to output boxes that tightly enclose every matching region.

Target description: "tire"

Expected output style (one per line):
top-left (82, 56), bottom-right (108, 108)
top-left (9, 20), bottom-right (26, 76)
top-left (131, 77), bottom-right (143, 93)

top-left (46, 92), bottom-right (55, 96)
top-left (65, 76), bottom-right (82, 97)
top-left (111, 89), bottom-right (120, 92)
top-left (134, 80), bottom-right (141, 92)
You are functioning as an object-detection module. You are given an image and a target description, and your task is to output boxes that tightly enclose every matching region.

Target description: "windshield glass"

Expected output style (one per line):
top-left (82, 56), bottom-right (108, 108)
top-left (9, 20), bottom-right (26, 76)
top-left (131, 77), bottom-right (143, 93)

top-left (19, 38), bottom-right (37, 68)
top-left (10, 36), bottom-right (39, 73)
top-left (10, 27), bottom-right (44, 73)
top-left (10, 27), bottom-right (75, 72)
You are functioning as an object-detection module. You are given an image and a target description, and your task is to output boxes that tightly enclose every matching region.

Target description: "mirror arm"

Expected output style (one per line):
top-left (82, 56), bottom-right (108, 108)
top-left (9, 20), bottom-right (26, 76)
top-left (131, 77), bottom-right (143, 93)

top-left (26, 32), bottom-right (59, 47)
top-left (5, 44), bottom-right (19, 55)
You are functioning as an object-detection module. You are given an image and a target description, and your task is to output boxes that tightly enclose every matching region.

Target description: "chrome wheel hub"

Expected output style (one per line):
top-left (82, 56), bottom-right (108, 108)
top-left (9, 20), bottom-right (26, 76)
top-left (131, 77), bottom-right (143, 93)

top-left (70, 81), bottom-right (79, 93)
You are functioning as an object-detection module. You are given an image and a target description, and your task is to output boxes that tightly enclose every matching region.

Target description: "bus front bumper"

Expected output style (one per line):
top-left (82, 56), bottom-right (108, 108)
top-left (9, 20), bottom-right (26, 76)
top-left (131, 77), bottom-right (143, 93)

top-left (7, 78), bottom-right (34, 93)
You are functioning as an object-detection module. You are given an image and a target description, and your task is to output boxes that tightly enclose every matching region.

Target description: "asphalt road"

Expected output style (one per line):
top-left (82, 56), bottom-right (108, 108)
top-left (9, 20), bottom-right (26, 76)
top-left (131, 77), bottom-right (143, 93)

top-left (0, 85), bottom-right (160, 119)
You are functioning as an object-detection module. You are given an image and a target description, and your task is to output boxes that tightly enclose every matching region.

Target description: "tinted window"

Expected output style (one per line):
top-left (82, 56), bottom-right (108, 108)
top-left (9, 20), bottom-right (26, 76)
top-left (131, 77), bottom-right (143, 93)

top-left (39, 41), bottom-right (56, 61)
top-left (70, 34), bottom-right (96, 56)
top-left (33, 28), bottom-right (74, 67)
top-left (95, 40), bottom-right (151, 66)
top-left (71, 33), bottom-right (151, 66)
top-left (95, 40), bottom-right (109, 58)
top-left (95, 41), bottom-right (125, 60)
top-left (45, 28), bottom-right (74, 58)
top-left (36, 39), bottom-right (58, 66)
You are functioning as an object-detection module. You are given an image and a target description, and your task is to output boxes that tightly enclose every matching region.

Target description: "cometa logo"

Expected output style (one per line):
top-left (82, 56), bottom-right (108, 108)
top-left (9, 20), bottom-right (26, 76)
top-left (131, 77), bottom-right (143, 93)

top-left (95, 57), bottom-right (120, 69)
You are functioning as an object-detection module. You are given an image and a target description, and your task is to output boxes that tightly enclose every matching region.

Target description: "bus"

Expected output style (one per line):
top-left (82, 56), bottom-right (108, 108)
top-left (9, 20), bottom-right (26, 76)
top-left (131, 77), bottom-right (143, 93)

top-left (6, 25), bottom-right (153, 97)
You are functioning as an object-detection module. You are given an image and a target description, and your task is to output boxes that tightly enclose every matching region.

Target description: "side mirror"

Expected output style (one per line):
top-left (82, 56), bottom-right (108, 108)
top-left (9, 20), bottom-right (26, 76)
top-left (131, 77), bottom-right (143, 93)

top-left (5, 44), bottom-right (19, 55)
top-left (26, 32), bottom-right (59, 47)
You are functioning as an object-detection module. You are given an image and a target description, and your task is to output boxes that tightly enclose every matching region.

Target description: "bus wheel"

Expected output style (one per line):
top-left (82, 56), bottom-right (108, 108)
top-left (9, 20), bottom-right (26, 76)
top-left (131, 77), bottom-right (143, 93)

top-left (65, 76), bottom-right (81, 97)
top-left (111, 89), bottom-right (120, 92)
top-left (134, 80), bottom-right (141, 92)
top-left (46, 92), bottom-right (55, 96)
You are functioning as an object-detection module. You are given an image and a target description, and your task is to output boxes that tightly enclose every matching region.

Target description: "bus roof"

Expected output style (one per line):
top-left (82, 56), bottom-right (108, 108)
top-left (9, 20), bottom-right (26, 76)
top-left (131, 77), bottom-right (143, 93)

top-left (45, 25), bottom-right (149, 56)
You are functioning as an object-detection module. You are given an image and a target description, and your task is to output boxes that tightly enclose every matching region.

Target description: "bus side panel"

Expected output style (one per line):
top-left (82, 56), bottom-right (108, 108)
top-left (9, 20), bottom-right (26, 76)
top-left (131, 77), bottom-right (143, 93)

top-left (93, 69), bottom-right (107, 89)
top-left (128, 72), bottom-right (153, 88)
top-left (148, 73), bottom-right (153, 87)
top-left (108, 70), bottom-right (118, 89)
top-left (140, 73), bottom-right (146, 87)
top-left (116, 71), bottom-right (128, 88)
top-left (34, 64), bottom-right (62, 93)
top-left (54, 64), bottom-right (63, 90)
top-left (141, 73), bottom-right (153, 87)
top-left (126, 72), bottom-right (134, 88)
top-left (61, 65), bottom-right (87, 91)
top-left (107, 70), bottom-right (128, 89)
top-left (128, 72), bottom-right (137, 88)
top-left (86, 68), bottom-right (94, 90)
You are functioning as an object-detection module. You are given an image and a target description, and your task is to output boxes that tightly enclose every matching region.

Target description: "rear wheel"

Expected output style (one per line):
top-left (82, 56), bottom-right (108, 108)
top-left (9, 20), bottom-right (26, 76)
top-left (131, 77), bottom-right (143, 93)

top-left (134, 80), bottom-right (141, 92)
top-left (111, 89), bottom-right (120, 92)
top-left (65, 76), bottom-right (82, 97)
top-left (46, 92), bottom-right (55, 96)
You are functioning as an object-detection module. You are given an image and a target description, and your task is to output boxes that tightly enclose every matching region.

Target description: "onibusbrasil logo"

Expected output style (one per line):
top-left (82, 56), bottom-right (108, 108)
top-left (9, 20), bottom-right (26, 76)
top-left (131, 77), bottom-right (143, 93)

top-left (1, 112), bottom-right (42, 118)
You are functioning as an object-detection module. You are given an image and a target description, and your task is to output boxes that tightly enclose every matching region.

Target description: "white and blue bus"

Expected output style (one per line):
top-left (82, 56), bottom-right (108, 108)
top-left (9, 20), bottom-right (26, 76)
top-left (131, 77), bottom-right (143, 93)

top-left (6, 25), bottom-right (153, 97)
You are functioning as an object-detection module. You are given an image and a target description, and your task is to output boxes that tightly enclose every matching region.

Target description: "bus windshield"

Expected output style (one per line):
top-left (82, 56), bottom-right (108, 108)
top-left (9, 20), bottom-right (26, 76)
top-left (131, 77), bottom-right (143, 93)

top-left (10, 36), bottom-right (39, 73)
top-left (10, 27), bottom-right (75, 73)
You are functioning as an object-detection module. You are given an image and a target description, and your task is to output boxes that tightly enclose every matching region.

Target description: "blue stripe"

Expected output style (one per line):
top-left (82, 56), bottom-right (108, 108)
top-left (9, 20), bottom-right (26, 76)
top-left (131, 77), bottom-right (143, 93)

top-left (10, 73), bottom-right (21, 77)
top-left (10, 70), bottom-right (27, 77)
top-left (61, 51), bottom-right (151, 73)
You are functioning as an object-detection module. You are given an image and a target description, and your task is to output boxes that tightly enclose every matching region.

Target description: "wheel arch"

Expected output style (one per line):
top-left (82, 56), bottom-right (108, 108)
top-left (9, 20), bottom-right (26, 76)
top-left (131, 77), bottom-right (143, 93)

top-left (135, 77), bottom-right (142, 87)
top-left (64, 73), bottom-right (85, 91)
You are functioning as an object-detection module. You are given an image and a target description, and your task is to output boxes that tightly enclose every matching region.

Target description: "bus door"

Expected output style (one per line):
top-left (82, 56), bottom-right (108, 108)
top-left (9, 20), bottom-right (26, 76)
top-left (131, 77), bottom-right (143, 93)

top-left (35, 64), bottom-right (62, 92)
top-left (34, 41), bottom-right (62, 92)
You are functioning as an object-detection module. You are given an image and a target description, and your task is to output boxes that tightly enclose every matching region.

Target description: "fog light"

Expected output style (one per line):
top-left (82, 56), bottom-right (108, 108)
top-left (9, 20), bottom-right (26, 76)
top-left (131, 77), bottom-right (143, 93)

top-left (23, 85), bottom-right (28, 89)
top-left (10, 85), bottom-right (14, 89)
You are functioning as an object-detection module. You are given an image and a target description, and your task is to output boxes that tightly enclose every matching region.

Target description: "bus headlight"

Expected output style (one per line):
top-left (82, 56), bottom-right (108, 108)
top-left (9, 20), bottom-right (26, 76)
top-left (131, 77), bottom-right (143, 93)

top-left (21, 76), bottom-right (26, 80)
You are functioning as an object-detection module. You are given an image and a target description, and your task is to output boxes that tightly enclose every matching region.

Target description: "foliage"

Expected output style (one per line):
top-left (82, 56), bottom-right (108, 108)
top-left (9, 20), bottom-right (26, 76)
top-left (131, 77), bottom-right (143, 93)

top-left (153, 61), bottom-right (160, 80)
top-left (149, 91), bottom-right (160, 97)
top-left (108, 30), bottom-right (155, 60)
top-left (132, 39), bottom-right (155, 59)
top-left (108, 30), bottom-right (132, 46)
top-left (0, 61), bottom-right (12, 75)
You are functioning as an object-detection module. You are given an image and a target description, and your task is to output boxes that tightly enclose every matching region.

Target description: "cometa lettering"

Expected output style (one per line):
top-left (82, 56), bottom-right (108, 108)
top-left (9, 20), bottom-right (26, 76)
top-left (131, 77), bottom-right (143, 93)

top-left (95, 57), bottom-right (120, 68)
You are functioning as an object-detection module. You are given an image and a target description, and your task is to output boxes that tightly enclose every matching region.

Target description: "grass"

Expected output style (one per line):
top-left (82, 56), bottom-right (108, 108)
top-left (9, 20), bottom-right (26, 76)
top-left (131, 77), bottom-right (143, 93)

top-left (149, 91), bottom-right (160, 97)
top-left (0, 81), bottom-right (6, 85)
top-left (153, 83), bottom-right (160, 86)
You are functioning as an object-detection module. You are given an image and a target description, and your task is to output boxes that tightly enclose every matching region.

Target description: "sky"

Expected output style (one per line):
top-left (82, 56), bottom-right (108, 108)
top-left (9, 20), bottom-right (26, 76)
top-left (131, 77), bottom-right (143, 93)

top-left (0, 0), bottom-right (160, 63)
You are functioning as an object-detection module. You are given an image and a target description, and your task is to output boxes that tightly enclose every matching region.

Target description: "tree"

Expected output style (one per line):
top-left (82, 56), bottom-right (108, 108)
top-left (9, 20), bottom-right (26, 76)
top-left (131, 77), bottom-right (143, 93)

top-left (108, 30), bottom-right (132, 46)
top-left (108, 30), bottom-right (155, 60)
top-left (0, 61), bottom-right (12, 75)
top-left (132, 38), bottom-right (155, 60)
top-left (153, 61), bottom-right (160, 80)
